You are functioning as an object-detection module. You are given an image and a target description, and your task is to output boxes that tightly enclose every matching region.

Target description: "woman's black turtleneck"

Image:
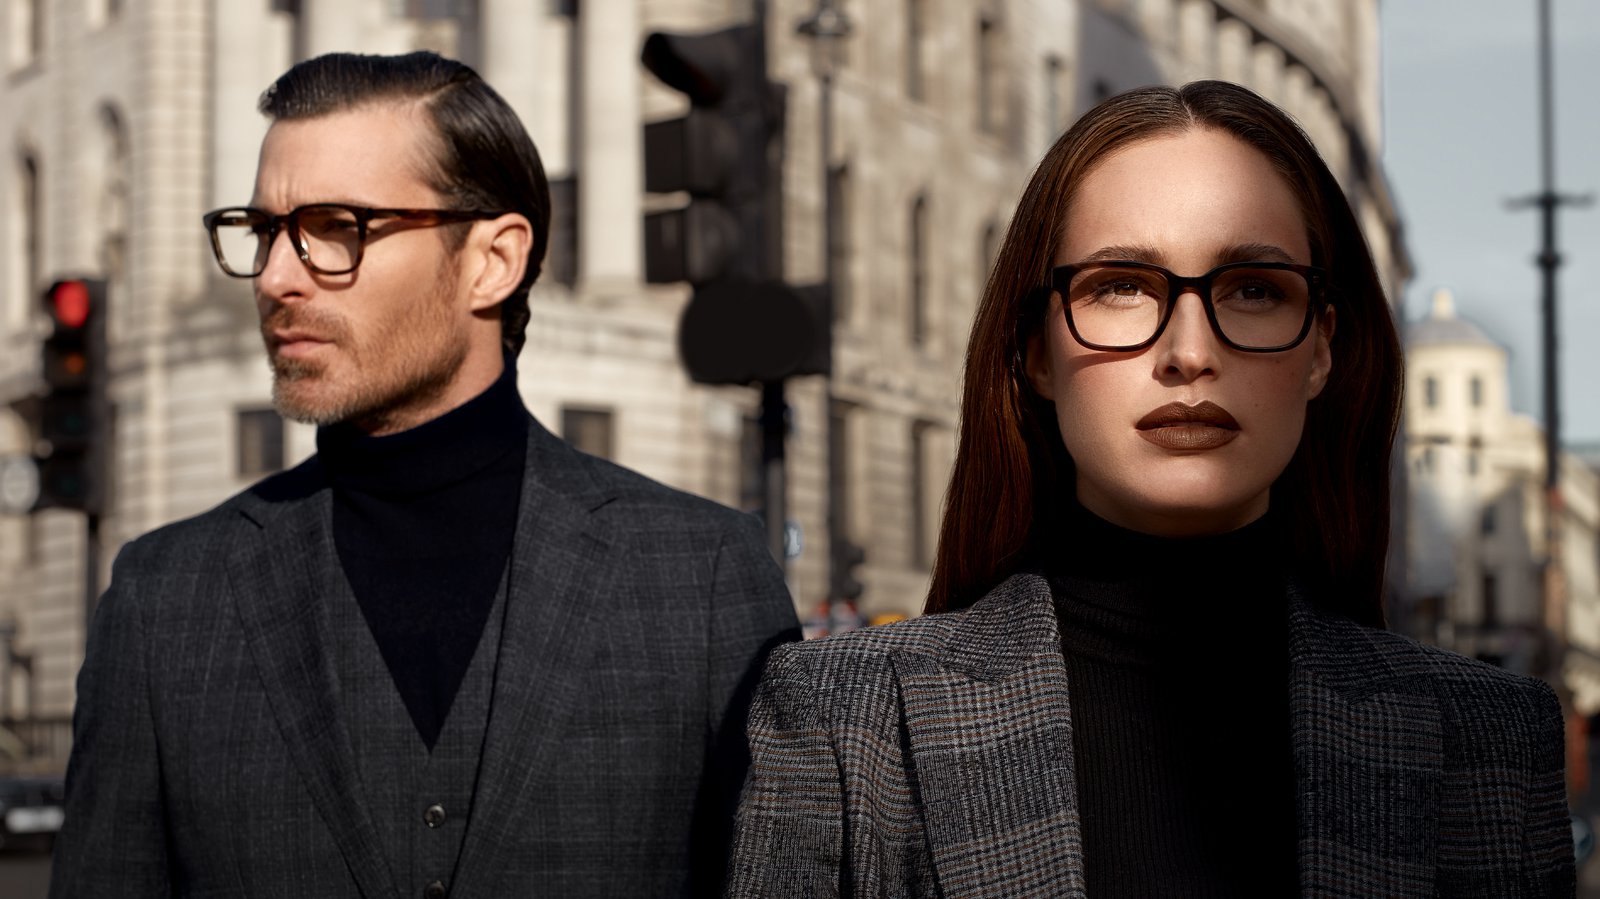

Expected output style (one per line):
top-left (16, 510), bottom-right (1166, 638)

top-left (1040, 502), bottom-right (1299, 896)
top-left (317, 359), bottom-right (527, 750)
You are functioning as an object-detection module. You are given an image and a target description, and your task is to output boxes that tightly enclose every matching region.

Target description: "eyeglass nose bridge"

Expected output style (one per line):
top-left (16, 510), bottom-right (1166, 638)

top-left (1148, 272), bottom-right (1228, 346)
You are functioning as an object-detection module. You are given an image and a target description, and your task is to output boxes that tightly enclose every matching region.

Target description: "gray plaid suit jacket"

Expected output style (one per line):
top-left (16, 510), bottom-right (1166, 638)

top-left (50, 414), bottom-right (799, 898)
top-left (727, 573), bottom-right (1575, 898)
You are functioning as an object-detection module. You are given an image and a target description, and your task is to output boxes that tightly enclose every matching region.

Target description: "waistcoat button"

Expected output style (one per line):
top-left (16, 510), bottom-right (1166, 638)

top-left (423, 803), bottom-right (446, 828)
top-left (423, 880), bottom-right (447, 899)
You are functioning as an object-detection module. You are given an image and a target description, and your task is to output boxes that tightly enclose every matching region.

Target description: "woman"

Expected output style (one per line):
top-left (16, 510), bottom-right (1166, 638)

top-left (726, 82), bottom-right (1573, 898)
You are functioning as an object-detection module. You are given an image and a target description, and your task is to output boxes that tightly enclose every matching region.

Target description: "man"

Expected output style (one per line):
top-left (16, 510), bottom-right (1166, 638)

top-left (50, 52), bottom-right (797, 898)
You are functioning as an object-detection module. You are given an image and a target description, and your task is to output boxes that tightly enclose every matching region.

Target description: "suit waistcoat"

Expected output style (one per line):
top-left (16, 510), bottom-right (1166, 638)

top-left (329, 560), bottom-right (510, 896)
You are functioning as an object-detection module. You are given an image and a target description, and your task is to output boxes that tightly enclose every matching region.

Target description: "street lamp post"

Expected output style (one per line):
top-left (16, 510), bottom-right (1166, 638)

top-left (797, 0), bottom-right (853, 632)
top-left (1508, 0), bottom-right (1593, 685)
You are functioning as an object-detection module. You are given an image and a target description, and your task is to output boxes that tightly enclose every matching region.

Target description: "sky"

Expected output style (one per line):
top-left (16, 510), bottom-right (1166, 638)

top-left (1382, 0), bottom-right (1600, 446)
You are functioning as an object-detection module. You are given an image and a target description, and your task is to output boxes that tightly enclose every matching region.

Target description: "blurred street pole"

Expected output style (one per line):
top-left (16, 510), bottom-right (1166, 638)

top-left (798, 0), bottom-right (852, 627)
top-left (1507, 0), bottom-right (1592, 689)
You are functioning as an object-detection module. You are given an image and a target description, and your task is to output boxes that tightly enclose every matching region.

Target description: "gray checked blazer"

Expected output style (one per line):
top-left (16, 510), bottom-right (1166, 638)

top-left (727, 573), bottom-right (1575, 898)
top-left (50, 414), bottom-right (799, 898)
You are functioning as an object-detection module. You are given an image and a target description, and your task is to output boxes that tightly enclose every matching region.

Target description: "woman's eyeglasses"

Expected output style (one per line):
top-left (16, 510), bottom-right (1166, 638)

top-left (1048, 259), bottom-right (1328, 353)
top-left (202, 203), bottom-right (507, 278)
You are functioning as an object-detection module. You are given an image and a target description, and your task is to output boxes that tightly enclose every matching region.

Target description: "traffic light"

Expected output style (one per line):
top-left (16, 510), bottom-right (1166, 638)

top-left (830, 537), bottom-right (866, 603)
top-left (643, 24), bottom-right (830, 385)
top-left (641, 25), bottom-right (778, 286)
top-left (34, 278), bottom-right (107, 513)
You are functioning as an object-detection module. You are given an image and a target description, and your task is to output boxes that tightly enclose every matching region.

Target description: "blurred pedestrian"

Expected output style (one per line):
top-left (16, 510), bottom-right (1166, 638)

top-left (727, 81), bottom-right (1574, 897)
top-left (50, 51), bottom-right (797, 899)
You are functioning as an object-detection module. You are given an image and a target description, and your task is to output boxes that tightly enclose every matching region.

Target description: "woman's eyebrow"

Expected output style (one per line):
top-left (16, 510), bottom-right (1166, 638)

top-left (1215, 242), bottom-right (1296, 264)
top-left (1077, 244), bottom-right (1166, 264)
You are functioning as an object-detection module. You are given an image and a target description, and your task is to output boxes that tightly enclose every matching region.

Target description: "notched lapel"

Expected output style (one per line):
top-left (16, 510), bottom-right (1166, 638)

top-left (891, 575), bottom-right (1086, 899)
top-left (1289, 600), bottom-right (1442, 898)
top-left (228, 479), bottom-right (398, 899)
top-left (450, 420), bottom-right (625, 897)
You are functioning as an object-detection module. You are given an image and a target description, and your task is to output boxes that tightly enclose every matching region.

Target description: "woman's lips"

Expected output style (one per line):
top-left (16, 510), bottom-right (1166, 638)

top-left (1136, 401), bottom-right (1240, 451)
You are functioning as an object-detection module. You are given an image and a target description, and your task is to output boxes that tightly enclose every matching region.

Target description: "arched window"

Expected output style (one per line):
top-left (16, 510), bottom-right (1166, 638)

top-left (97, 104), bottom-right (130, 280)
top-left (9, 151), bottom-right (41, 328)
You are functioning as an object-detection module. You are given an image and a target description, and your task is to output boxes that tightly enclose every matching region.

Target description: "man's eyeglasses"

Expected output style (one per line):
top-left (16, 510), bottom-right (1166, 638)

top-left (1048, 260), bottom-right (1328, 353)
top-left (202, 203), bottom-right (507, 279)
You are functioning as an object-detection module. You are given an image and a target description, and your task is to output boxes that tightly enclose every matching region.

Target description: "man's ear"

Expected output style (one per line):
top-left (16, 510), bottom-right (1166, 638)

top-left (465, 212), bottom-right (534, 312)
top-left (1306, 304), bottom-right (1335, 400)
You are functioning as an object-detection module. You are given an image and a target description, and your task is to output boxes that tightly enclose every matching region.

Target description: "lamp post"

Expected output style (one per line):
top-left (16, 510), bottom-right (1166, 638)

top-left (1508, 0), bottom-right (1592, 685)
top-left (797, 0), bottom-right (853, 631)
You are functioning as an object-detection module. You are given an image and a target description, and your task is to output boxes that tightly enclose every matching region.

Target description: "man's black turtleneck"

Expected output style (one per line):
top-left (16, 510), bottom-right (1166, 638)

top-left (317, 358), bottom-right (527, 750)
top-left (1040, 502), bottom-right (1299, 896)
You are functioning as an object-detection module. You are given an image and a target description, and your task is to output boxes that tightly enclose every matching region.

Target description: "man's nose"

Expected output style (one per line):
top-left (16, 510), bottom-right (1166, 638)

top-left (255, 227), bottom-right (309, 300)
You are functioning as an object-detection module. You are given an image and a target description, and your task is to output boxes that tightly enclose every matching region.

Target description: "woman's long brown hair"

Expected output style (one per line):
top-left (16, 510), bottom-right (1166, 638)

top-left (924, 81), bottom-right (1403, 627)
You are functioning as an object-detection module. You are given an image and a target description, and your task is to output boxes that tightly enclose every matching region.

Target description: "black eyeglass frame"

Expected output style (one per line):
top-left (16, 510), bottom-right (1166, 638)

top-left (202, 203), bottom-right (509, 278)
top-left (1047, 259), bottom-right (1329, 353)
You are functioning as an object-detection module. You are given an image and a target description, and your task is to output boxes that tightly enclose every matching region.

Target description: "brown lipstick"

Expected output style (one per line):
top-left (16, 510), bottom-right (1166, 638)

top-left (1136, 401), bottom-right (1240, 451)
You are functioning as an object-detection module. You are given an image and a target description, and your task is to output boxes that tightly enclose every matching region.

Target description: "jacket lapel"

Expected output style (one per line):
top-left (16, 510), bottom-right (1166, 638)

top-left (228, 461), bottom-right (397, 899)
top-left (1288, 594), bottom-right (1442, 898)
top-left (891, 574), bottom-right (1086, 899)
top-left (448, 417), bottom-right (624, 898)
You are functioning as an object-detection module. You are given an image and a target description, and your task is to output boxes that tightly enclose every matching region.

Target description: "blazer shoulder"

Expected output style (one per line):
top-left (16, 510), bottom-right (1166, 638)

top-left (761, 609), bottom-right (971, 697)
top-left (114, 457), bottom-right (324, 577)
top-left (557, 438), bottom-right (760, 539)
top-left (1306, 607), bottom-right (1561, 726)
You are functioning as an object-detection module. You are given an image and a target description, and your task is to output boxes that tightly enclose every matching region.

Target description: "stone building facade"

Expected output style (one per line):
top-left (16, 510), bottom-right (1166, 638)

top-left (1405, 289), bottom-right (1600, 718)
top-left (0, 0), bottom-right (1404, 757)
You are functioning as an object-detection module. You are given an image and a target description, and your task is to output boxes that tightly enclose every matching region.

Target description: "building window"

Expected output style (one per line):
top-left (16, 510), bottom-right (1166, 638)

top-left (16, 154), bottom-right (41, 326)
top-left (1470, 375), bottom-right (1483, 408)
top-left (237, 408), bottom-right (286, 477)
top-left (1481, 504), bottom-right (1496, 535)
top-left (561, 406), bottom-right (613, 459)
top-left (910, 421), bottom-right (934, 569)
top-left (1044, 55), bottom-right (1064, 136)
top-left (977, 17), bottom-right (999, 134)
top-left (980, 219), bottom-right (1001, 287)
top-left (1467, 451), bottom-right (1479, 476)
top-left (1480, 570), bottom-right (1498, 629)
top-left (909, 193), bottom-right (928, 346)
top-left (1423, 375), bottom-right (1438, 409)
top-left (906, 0), bottom-right (925, 101)
top-left (830, 399), bottom-right (857, 543)
top-left (98, 105), bottom-right (129, 280)
top-left (827, 165), bottom-right (851, 322)
top-left (547, 176), bottom-right (578, 287)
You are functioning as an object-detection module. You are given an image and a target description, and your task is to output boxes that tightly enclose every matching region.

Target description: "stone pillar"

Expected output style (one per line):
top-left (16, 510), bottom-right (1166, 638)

top-left (577, 0), bottom-right (641, 292)
top-left (303, 0), bottom-right (410, 58)
top-left (212, 4), bottom-right (294, 207)
top-left (479, 0), bottom-right (545, 148)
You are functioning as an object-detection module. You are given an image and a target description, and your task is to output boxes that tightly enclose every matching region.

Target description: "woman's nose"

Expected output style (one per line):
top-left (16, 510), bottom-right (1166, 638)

top-left (1154, 289), bottom-right (1221, 380)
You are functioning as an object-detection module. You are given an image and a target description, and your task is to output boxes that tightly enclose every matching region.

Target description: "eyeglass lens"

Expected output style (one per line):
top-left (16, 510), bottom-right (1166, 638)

top-left (1065, 264), bottom-right (1311, 349)
top-left (210, 205), bottom-right (364, 277)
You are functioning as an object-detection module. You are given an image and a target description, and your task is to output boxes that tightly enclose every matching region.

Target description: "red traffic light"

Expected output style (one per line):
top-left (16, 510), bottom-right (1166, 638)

top-left (48, 280), bottom-right (92, 330)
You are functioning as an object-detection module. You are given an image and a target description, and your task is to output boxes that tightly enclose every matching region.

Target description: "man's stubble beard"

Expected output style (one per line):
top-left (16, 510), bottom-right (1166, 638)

top-left (266, 260), bottom-right (470, 432)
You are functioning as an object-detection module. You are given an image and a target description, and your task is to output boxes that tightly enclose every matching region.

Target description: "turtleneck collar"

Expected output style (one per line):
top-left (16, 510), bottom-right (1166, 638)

top-left (316, 355), bottom-right (526, 498)
top-left (1039, 499), bottom-right (1289, 643)
top-left (1043, 500), bottom-right (1285, 587)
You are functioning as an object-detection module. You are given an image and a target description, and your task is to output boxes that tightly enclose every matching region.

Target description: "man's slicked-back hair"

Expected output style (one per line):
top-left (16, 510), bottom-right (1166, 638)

top-left (259, 51), bottom-right (550, 357)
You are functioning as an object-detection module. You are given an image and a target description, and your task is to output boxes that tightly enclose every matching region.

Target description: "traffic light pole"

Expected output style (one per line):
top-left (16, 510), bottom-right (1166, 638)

top-left (760, 380), bottom-right (788, 567)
